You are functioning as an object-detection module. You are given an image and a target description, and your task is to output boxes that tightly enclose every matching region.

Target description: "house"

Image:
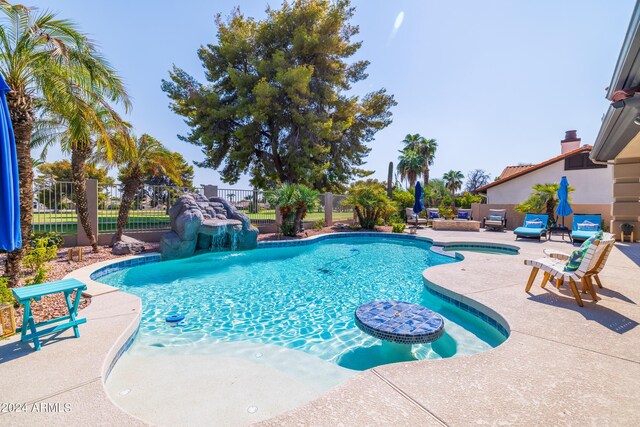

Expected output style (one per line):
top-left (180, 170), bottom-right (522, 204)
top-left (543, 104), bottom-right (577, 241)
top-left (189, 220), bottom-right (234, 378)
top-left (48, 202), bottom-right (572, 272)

top-left (591, 1), bottom-right (640, 239)
top-left (475, 131), bottom-right (613, 229)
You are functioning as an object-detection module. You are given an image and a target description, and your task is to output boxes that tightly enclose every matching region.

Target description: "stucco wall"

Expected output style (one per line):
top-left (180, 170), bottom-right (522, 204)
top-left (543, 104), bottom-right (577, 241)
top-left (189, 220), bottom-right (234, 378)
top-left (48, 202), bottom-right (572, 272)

top-left (486, 162), bottom-right (613, 205)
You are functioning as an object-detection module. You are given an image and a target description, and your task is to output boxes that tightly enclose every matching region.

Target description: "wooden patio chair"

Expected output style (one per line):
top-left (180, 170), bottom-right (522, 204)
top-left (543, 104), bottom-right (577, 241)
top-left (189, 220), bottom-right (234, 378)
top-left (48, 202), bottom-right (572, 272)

top-left (523, 238), bottom-right (615, 306)
top-left (542, 238), bottom-right (615, 292)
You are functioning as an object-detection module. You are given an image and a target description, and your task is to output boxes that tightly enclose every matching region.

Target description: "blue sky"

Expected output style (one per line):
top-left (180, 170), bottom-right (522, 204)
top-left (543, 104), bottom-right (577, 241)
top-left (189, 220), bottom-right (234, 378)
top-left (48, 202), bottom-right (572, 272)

top-left (34, 0), bottom-right (635, 189)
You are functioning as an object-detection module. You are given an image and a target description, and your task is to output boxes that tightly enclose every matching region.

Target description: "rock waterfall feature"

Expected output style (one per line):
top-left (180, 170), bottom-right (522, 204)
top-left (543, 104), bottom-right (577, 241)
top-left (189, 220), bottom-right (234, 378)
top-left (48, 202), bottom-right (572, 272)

top-left (160, 193), bottom-right (259, 260)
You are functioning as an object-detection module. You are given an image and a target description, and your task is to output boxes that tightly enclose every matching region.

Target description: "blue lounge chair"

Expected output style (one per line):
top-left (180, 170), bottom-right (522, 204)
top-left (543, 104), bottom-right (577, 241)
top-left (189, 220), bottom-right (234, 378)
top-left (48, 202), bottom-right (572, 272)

top-left (514, 214), bottom-right (549, 240)
top-left (570, 214), bottom-right (602, 243)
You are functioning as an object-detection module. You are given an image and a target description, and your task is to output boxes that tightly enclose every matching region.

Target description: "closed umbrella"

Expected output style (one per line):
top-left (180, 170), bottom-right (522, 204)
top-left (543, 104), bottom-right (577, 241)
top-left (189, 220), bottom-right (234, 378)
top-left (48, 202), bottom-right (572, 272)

top-left (413, 181), bottom-right (425, 228)
top-left (0, 74), bottom-right (21, 251)
top-left (555, 176), bottom-right (572, 229)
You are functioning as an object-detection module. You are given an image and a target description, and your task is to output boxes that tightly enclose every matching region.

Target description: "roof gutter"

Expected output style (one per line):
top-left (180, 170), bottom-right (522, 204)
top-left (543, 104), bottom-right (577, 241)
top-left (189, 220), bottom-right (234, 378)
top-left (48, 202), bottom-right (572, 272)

top-left (591, 96), bottom-right (640, 162)
top-left (606, 1), bottom-right (640, 99)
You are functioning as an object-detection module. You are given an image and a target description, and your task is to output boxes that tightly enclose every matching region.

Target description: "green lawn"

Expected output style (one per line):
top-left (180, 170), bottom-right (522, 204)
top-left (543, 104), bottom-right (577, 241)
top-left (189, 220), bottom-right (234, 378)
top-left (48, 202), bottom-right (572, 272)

top-left (32, 209), bottom-right (353, 234)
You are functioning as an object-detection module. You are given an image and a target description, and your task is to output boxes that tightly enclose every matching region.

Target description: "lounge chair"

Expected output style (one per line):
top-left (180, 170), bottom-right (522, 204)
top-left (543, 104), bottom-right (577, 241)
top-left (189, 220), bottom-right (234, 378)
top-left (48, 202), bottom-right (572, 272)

top-left (405, 208), bottom-right (427, 225)
top-left (570, 214), bottom-right (602, 243)
top-left (482, 209), bottom-right (507, 231)
top-left (524, 237), bottom-right (615, 306)
top-left (513, 214), bottom-right (549, 240)
top-left (426, 208), bottom-right (440, 226)
top-left (542, 233), bottom-right (614, 290)
top-left (455, 209), bottom-right (472, 221)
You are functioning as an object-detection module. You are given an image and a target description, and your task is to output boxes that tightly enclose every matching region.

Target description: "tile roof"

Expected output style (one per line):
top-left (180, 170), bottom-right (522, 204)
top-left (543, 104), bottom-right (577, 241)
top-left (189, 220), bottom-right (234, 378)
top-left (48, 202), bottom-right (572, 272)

top-left (497, 165), bottom-right (534, 180)
top-left (476, 145), bottom-right (593, 192)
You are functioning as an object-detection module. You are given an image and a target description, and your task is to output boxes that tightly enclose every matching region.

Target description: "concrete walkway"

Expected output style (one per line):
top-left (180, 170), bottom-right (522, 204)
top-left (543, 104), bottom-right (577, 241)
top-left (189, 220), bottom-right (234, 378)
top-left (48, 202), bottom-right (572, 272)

top-left (262, 230), bottom-right (640, 426)
top-left (1, 230), bottom-right (639, 426)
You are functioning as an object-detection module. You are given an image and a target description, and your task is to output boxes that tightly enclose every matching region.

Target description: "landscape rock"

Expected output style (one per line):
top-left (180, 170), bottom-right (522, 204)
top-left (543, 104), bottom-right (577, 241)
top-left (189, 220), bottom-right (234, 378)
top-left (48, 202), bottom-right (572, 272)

top-left (112, 235), bottom-right (146, 255)
top-left (160, 193), bottom-right (259, 260)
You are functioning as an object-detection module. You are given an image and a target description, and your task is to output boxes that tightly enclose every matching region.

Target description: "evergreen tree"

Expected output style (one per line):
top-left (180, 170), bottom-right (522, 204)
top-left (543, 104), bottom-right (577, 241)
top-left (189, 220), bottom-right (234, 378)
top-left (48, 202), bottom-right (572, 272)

top-left (162, 0), bottom-right (395, 191)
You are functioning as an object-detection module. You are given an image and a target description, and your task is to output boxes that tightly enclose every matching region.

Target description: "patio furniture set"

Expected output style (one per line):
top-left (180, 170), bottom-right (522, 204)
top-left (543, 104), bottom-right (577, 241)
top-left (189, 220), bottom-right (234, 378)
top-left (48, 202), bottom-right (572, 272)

top-left (406, 207), bottom-right (481, 231)
top-left (514, 213), bottom-right (603, 243)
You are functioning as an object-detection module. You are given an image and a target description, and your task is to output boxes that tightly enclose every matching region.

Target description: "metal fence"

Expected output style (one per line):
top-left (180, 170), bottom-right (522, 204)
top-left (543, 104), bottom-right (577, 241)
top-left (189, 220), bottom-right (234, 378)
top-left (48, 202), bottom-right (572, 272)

top-left (98, 184), bottom-right (201, 232)
top-left (32, 179), bottom-right (353, 236)
top-left (32, 180), bottom-right (77, 235)
top-left (217, 188), bottom-right (275, 224)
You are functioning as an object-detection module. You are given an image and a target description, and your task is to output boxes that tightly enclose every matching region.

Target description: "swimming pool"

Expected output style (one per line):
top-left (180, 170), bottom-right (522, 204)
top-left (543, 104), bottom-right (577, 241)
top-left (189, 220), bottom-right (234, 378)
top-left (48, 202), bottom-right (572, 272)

top-left (98, 236), bottom-right (508, 370)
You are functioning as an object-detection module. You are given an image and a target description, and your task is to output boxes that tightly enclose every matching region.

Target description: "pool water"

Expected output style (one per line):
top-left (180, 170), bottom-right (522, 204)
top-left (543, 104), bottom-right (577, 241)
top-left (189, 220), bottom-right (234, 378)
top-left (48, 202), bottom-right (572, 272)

top-left (99, 237), bottom-right (507, 370)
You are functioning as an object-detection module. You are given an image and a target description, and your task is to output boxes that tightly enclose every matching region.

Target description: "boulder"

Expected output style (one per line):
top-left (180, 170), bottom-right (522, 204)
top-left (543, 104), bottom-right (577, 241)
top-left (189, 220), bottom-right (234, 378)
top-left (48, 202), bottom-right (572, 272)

top-left (160, 193), bottom-right (259, 259)
top-left (112, 235), bottom-right (146, 255)
top-left (160, 231), bottom-right (197, 260)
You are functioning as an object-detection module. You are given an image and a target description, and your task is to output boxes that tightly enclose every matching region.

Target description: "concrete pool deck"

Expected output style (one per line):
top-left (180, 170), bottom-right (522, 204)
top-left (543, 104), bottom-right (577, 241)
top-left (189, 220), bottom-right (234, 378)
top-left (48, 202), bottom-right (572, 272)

top-left (1, 229), bottom-right (639, 426)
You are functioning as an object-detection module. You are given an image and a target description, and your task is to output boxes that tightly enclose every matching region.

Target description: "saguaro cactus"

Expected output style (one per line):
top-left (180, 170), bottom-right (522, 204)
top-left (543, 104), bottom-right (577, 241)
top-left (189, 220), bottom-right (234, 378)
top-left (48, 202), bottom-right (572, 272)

top-left (387, 161), bottom-right (394, 198)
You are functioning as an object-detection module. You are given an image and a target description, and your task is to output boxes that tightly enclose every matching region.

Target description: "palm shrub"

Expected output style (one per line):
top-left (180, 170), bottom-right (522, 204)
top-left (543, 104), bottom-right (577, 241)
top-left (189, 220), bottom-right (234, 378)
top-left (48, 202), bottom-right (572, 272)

top-left (515, 183), bottom-right (574, 218)
top-left (342, 180), bottom-right (396, 229)
top-left (267, 184), bottom-right (320, 236)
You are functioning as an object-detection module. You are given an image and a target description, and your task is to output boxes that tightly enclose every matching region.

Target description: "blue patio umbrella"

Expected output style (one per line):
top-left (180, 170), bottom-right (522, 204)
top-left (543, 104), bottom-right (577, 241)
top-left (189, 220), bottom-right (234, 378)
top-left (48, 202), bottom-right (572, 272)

top-left (555, 176), bottom-right (573, 228)
top-left (413, 181), bottom-right (425, 215)
top-left (0, 74), bottom-right (21, 251)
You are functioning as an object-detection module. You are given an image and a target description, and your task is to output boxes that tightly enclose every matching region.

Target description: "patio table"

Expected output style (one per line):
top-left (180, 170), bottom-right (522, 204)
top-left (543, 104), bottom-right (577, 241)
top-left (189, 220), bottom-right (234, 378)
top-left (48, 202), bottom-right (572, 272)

top-left (355, 300), bottom-right (444, 355)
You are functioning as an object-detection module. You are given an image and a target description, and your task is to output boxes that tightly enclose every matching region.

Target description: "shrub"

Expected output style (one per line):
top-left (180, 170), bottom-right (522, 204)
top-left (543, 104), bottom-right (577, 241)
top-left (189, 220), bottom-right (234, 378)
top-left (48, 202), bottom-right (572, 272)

top-left (391, 223), bottom-right (405, 233)
top-left (438, 204), bottom-right (453, 219)
top-left (456, 192), bottom-right (482, 209)
top-left (312, 218), bottom-right (325, 230)
top-left (23, 237), bottom-right (58, 286)
top-left (342, 180), bottom-right (396, 229)
top-left (387, 213), bottom-right (403, 225)
top-left (0, 277), bottom-right (13, 305)
top-left (30, 231), bottom-right (63, 248)
top-left (392, 188), bottom-right (414, 221)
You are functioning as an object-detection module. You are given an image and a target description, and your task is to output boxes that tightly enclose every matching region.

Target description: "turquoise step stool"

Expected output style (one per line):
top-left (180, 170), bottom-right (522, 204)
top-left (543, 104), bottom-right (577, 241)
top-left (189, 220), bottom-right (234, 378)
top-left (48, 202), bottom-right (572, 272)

top-left (12, 278), bottom-right (87, 351)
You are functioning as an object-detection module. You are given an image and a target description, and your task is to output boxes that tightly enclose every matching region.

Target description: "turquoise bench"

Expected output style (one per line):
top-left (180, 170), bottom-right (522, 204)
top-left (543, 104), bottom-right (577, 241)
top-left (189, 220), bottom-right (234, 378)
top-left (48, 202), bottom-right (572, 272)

top-left (12, 278), bottom-right (87, 351)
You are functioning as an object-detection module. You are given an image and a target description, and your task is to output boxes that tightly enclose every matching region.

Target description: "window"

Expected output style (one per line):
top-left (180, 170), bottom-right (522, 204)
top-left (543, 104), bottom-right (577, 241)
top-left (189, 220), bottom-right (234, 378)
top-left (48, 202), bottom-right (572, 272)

top-left (564, 152), bottom-right (607, 170)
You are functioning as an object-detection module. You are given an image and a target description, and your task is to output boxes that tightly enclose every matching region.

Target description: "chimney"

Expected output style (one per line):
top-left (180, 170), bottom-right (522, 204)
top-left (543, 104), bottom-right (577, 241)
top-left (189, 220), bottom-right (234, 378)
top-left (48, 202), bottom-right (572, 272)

top-left (561, 130), bottom-right (580, 154)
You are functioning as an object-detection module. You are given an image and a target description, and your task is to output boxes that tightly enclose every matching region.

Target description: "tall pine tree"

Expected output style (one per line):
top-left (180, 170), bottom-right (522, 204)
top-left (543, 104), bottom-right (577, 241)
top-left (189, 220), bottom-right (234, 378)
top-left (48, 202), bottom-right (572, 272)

top-left (162, 0), bottom-right (395, 191)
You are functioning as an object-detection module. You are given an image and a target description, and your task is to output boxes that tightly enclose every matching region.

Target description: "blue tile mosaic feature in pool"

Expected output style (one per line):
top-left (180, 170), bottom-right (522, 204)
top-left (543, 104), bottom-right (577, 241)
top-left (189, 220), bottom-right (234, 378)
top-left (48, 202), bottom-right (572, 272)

top-left (90, 254), bottom-right (161, 281)
top-left (355, 300), bottom-right (444, 344)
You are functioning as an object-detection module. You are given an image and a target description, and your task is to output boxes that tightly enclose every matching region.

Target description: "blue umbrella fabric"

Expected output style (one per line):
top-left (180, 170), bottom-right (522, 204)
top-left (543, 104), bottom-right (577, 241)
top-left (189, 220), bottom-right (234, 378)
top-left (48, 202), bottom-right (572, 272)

top-left (413, 181), bottom-right (425, 214)
top-left (0, 74), bottom-right (21, 251)
top-left (556, 176), bottom-right (572, 228)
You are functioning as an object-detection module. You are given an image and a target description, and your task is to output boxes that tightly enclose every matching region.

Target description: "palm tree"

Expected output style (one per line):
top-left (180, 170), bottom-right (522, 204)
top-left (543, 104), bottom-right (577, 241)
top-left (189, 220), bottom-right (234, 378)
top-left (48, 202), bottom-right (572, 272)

top-left (397, 149), bottom-right (424, 188)
top-left (402, 134), bottom-right (437, 184)
top-left (443, 170), bottom-right (464, 207)
top-left (0, 3), bottom-right (128, 284)
top-left (39, 99), bottom-right (131, 251)
top-left (112, 135), bottom-right (182, 242)
top-left (423, 179), bottom-right (448, 207)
